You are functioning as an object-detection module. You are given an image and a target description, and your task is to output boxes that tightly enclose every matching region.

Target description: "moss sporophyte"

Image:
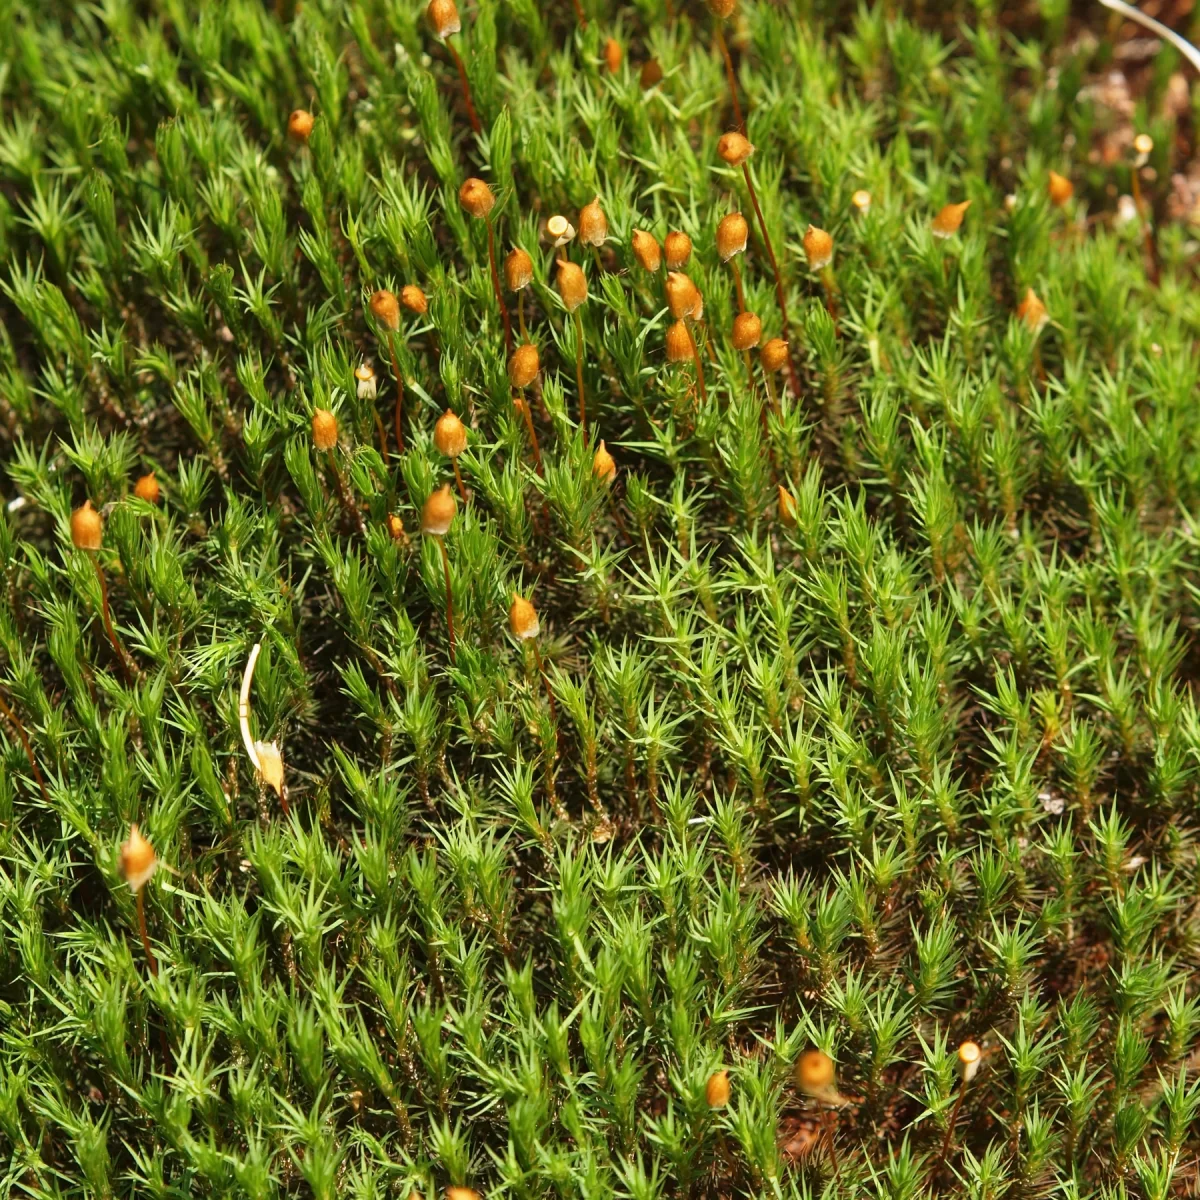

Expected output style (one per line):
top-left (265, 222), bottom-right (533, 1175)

top-left (3, 2), bottom-right (1200, 1195)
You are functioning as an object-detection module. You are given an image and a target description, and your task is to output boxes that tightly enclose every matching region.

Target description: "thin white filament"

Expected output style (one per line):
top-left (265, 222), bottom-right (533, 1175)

top-left (239, 642), bottom-right (262, 772)
top-left (1098, 0), bottom-right (1200, 74)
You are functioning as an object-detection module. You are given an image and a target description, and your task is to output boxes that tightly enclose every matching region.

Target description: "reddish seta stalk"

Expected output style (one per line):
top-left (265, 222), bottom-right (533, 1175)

top-left (714, 23), bottom-right (744, 131)
top-left (437, 536), bottom-right (457, 665)
top-left (743, 163), bottom-right (802, 399)
top-left (573, 307), bottom-right (588, 442)
top-left (92, 555), bottom-right (137, 685)
top-left (692, 342), bottom-right (708, 405)
top-left (0, 691), bottom-right (51, 805)
top-left (446, 39), bottom-right (481, 134)
top-left (389, 336), bottom-right (406, 455)
top-left (137, 888), bottom-right (158, 976)
top-left (486, 217), bottom-right (514, 357)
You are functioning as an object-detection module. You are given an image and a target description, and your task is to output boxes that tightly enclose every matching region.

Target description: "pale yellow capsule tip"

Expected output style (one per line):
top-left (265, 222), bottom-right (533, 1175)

top-left (255, 741), bottom-right (285, 796)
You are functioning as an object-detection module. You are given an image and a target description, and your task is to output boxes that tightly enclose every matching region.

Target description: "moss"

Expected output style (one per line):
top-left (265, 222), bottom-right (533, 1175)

top-left (1, 1), bottom-right (1199, 1195)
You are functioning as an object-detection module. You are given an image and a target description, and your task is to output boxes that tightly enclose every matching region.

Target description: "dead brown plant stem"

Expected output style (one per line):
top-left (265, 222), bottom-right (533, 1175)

top-left (437, 536), bottom-right (457, 665)
top-left (0, 691), bottom-right (50, 806)
top-left (486, 217), bottom-right (514, 356)
top-left (743, 162), bottom-right (802, 398)
top-left (452, 460), bottom-right (468, 504)
top-left (446, 39), bottom-right (481, 134)
top-left (714, 22), bottom-right (744, 130)
top-left (137, 888), bottom-right (159, 976)
top-left (92, 554), bottom-right (135, 685)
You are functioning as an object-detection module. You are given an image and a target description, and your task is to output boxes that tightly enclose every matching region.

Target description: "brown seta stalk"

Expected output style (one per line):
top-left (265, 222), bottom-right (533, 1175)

top-left (326, 452), bottom-right (368, 538)
top-left (436, 535), bottom-right (457, 665)
top-left (92, 554), bottom-right (137, 685)
top-left (743, 162), bottom-right (802, 399)
top-left (137, 888), bottom-right (158, 976)
top-left (929, 1077), bottom-right (970, 1187)
top-left (0, 690), bottom-right (51, 805)
top-left (714, 22), bottom-right (744, 131)
top-left (516, 393), bottom-right (544, 475)
top-left (573, 308), bottom-right (588, 442)
top-left (486, 216), bottom-right (514, 356)
top-left (388, 335), bottom-right (406, 455)
top-left (445, 39), bottom-right (481, 135)
top-left (531, 640), bottom-right (557, 725)
top-left (692, 340), bottom-right (708, 405)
